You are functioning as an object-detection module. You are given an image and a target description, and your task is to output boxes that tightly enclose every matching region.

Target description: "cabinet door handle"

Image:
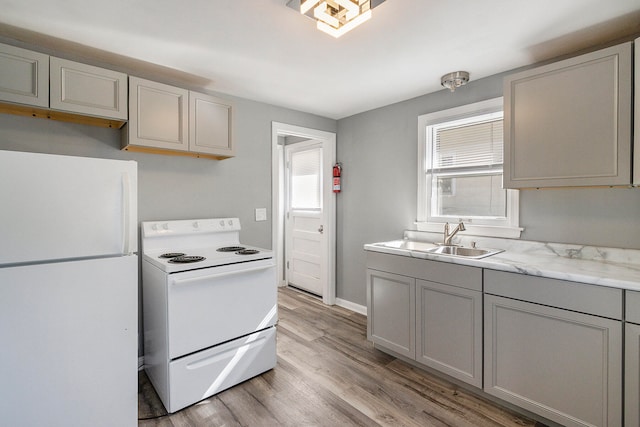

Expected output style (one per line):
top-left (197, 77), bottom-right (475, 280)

top-left (318, 225), bottom-right (324, 234)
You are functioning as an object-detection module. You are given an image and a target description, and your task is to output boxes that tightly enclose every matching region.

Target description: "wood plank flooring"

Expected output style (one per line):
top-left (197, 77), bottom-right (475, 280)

top-left (138, 287), bottom-right (544, 427)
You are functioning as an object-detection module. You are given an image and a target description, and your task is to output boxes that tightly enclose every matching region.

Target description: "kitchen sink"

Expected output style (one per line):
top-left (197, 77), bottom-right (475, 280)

top-left (425, 245), bottom-right (503, 259)
top-left (374, 240), bottom-right (437, 252)
top-left (373, 240), bottom-right (503, 259)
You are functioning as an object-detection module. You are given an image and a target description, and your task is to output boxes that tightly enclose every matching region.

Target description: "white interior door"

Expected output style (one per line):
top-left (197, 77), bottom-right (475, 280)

top-left (285, 140), bottom-right (326, 296)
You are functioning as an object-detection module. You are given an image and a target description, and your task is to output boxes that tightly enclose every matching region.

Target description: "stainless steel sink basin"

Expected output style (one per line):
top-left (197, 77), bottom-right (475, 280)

top-left (375, 240), bottom-right (437, 252)
top-left (425, 245), bottom-right (503, 259)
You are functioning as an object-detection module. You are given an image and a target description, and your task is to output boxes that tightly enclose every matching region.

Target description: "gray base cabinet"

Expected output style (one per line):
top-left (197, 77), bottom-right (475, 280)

top-left (366, 252), bottom-right (482, 387)
top-left (625, 290), bottom-right (640, 427)
top-left (416, 279), bottom-right (482, 388)
top-left (626, 323), bottom-right (640, 427)
top-left (484, 271), bottom-right (623, 427)
top-left (366, 269), bottom-right (415, 358)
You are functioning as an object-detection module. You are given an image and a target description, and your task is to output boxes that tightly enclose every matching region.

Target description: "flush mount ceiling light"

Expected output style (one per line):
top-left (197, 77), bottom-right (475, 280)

top-left (288, 0), bottom-right (385, 38)
top-left (441, 71), bottom-right (470, 92)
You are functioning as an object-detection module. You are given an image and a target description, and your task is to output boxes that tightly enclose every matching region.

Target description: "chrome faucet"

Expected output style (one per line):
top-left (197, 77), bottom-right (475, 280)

top-left (443, 221), bottom-right (465, 245)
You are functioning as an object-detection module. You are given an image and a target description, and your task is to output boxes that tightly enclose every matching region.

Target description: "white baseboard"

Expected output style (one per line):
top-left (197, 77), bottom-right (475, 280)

top-left (336, 298), bottom-right (367, 316)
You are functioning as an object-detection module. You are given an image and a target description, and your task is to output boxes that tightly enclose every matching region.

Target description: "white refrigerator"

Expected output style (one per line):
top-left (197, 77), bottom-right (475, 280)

top-left (0, 150), bottom-right (138, 427)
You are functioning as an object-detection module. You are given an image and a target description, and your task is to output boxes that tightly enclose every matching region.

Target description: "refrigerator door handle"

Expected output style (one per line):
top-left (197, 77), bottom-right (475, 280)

top-left (122, 172), bottom-right (133, 254)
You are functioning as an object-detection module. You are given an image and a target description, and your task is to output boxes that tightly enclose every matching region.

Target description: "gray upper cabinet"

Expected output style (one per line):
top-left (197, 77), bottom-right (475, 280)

top-left (634, 37), bottom-right (640, 187)
top-left (0, 42), bottom-right (49, 108)
top-left (189, 91), bottom-right (234, 158)
top-left (50, 57), bottom-right (127, 120)
top-left (123, 76), bottom-right (234, 159)
top-left (503, 42), bottom-right (632, 188)
top-left (125, 76), bottom-right (189, 152)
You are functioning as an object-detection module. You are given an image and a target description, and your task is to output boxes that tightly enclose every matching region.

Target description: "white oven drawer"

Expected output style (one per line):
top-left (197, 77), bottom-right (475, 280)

top-left (167, 326), bottom-right (276, 413)
top-left (167, 258), bottom-right (277, 358)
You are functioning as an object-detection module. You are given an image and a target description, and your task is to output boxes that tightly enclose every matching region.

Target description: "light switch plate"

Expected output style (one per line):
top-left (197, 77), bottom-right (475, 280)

top-left (255, 208), bottom-right (267, 221)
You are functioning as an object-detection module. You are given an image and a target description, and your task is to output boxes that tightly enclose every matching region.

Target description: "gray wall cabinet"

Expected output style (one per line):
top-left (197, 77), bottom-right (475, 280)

top-left (124, 76), bottom-right (189, 153)
top-left (123, 76), bottom-right (234, 160)
top-left (189, 91), bottom-right (234, 158)
top-left (634, 37), bottom-right (640, 187)
top-left (0, 42), bottom-right (49, 108)
top-left (366, 251), bottom-right (483, 387)
top-left (484, 271), bottom-right (623, 427)
top-left (625, 290), bottom-right (640, 427)
top-left (50, 57), bottom-right (127, 120)
top-left (503, 42), bottom-right (632, 188)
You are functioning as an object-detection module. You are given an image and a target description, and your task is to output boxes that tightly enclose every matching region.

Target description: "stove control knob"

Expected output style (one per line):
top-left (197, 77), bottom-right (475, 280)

top-left (162, 223), bottom-right (169, 230)
top-left (151, 224), bottom-right (158, 230)
top-left (219, 220), bottom-right (225, 227)
top-left (228, 220), bottom-right (233, 226)
top-left (193, 221), bottom-right (199, 229)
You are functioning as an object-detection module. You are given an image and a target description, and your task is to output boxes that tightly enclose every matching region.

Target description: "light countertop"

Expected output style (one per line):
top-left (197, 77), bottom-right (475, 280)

top-left (364, 231), bottom-right (640, 292)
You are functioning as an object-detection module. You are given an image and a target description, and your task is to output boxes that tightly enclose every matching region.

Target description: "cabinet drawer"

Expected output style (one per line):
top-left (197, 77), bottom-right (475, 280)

top-left (627, 290), bottom-right (640, 324)
top-left (484, 269), bottom-right (622, 319)
top-left (167, 327), bottom-right (276, 413)
top-left (366, 251), bottom-right (481, 291)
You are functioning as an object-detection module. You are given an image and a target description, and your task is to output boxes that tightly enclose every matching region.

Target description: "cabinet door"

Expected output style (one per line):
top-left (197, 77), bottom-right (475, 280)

top-left (626, 322), bottom-right (640, 427)
top-left (634, 37), bottom-right (639, 187)
top-left (366, 269), bottom-right (415, 359)
top-left (0, 43), bottom-right (49, 108)
top-left (128, 76), bottom-right (188, 151)
top-left (484, 294), bottom-right (622, 427)
top-left (504, 42), bottom-right (632, 188)
top-left (50, 57), bottom-right (127, 120)
top-left (416, 280), bottom-right (482, 387)
top-left (189, 91), bottom-right (234, 157)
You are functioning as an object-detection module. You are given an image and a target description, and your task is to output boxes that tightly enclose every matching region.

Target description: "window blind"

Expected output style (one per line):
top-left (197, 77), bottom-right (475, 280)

top-left (290, 147), bottom-right (321, 210)
top-left (430, 118), bottom-right (503, 172)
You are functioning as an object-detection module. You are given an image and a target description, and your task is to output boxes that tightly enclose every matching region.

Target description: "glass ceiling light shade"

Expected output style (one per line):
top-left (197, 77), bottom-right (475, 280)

top-left (300, 0), bottom-right (372, 38)
top-left (441, 71), bottom-right (470, 92)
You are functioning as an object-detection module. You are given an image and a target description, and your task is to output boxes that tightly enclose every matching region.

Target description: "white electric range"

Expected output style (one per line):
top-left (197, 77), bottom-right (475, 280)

top-left (141, 218), bottom-right (277, 413)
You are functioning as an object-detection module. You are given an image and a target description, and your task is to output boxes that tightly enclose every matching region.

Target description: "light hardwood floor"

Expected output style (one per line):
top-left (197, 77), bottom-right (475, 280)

top-left (138, 287), bottom-right (544, 426)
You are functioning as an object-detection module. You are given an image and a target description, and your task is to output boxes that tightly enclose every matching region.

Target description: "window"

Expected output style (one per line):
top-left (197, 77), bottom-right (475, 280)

top-left (417, 98), bottom-right (521, 238)
top-left (290, 147), bottom-right (322, 210)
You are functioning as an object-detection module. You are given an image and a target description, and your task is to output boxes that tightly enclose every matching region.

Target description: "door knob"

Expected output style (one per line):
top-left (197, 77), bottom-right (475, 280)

top-left (318, 225), bottom-right (324, 234)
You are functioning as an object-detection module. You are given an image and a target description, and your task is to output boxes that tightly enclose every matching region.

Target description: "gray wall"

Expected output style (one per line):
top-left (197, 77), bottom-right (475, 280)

top-left (336, 72), bottom-right (640, 306)
top-left (0, 93), bottom-right (336, 357)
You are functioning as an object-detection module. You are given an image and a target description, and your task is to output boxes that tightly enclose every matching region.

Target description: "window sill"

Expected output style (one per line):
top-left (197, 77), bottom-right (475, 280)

top-left (415, 222), bottom-right (523, 239)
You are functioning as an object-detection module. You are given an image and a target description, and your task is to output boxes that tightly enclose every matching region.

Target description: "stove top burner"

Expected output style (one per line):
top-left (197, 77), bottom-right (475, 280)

top-left (168, 255), bottom-right (206, 264)
top-left (236, 249), bottom-right (260, 255)
top-left (217, 246), bottom-right (246, 252)
top-left (159, 252), bottom-right (186, 259)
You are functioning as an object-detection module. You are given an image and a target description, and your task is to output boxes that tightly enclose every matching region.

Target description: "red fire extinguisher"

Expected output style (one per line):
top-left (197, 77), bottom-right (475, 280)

top-left (333, 163), bottom-right (342, 193)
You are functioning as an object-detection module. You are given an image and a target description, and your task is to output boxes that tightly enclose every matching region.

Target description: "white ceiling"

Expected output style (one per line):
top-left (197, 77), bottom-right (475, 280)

top-left (1, 0), bottom-right (639, 119)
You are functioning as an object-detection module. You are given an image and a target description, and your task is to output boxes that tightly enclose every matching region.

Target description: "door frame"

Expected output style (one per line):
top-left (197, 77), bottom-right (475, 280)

top-left (271, 122), bottom-right (336, 305)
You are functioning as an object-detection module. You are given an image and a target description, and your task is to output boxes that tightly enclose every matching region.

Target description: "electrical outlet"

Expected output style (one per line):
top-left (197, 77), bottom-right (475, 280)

top-left (255, 208), bottom-right (267, 221)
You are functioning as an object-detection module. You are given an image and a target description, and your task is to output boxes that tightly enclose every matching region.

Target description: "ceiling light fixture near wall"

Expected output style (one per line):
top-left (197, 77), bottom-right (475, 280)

top-left (441, 71), bottom-right (470, 92)
top-left (290, 0), bottom-right (384, 38)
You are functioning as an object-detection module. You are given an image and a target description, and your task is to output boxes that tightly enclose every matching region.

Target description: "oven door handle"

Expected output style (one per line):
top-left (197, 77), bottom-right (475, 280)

top-left (171, 264), bottom-right (273, 286)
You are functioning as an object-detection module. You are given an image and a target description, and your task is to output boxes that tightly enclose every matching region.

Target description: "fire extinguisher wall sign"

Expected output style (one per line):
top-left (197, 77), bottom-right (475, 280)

top-left (332, 163), bottom-right (342, 193)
